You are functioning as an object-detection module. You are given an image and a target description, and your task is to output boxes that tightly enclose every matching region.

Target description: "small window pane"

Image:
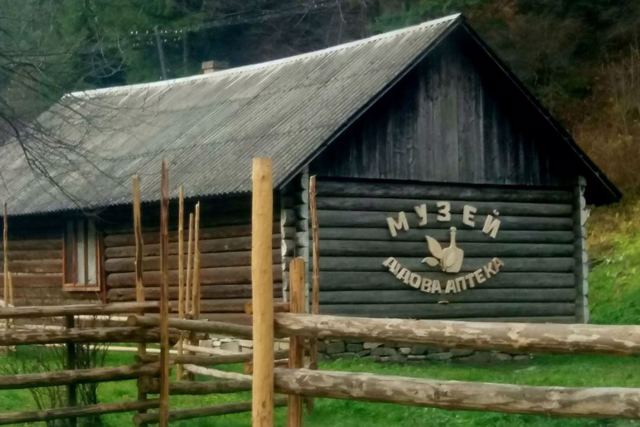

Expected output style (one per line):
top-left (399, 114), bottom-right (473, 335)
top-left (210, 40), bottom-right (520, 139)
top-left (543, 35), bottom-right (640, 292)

top-left (87, 220), bottom-right (97, 285)
top-left (76, 220), bottom-right (85, 284)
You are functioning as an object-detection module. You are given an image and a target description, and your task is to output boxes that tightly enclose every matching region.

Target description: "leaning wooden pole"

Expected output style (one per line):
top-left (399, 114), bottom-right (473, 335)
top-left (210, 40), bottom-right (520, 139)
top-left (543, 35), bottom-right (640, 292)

top-left (251, 158), bottom-right (274, 427)
top-left (177, 187), bottom-right (185, 381)
top-left (158, 161), bottom-right (170, 427)
top-left (287, 258), bottom-right (305, 427)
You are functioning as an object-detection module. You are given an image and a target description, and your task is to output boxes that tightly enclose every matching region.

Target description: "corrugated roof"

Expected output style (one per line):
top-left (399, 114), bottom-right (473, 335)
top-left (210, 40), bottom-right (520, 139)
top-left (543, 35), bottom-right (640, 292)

top-left (0, 14), bottom-right (460, 215)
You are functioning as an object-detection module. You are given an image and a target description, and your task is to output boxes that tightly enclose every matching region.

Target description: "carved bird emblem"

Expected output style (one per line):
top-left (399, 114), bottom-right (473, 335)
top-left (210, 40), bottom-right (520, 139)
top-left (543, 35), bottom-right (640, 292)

top-left (421, 226), bottom-right (464, 273)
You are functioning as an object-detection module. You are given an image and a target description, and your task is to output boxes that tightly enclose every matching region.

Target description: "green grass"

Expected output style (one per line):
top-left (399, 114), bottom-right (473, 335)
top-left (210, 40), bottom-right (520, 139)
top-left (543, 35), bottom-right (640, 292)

top-left (2, 197), bottom-right (640, 425)
top-left (0, 348), bottom-right (639, 426)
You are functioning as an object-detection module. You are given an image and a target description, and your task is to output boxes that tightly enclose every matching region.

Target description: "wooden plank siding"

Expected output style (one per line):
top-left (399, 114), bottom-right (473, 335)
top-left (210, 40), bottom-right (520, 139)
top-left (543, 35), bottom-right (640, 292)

top-left (102, 195), bottom-right (286, 324)
top-left (311, 34), bottom-right (577, 188)
top-left (306, 178), bottom-right (580, 322)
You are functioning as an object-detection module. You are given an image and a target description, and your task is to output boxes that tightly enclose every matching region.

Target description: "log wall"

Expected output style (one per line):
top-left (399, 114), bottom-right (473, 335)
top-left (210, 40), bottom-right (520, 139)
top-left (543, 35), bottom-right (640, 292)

top-left (308, 178), bottom-right (582, 322)
top-left (0, 227), bottom-right (98, 307)
top-left (103, 196), bottom-right (285, 324)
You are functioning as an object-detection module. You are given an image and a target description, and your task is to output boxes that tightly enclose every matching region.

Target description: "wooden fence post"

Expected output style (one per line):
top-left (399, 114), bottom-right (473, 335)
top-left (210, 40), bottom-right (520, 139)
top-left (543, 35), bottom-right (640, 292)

top-left (251, 158), bottom-right (274, 427)
top-left (288, 258), bottom-right (305, 427)
top-left (159, 161), bottom-right (170, 427)
top-left (65, 314), bottom-right (77, 427)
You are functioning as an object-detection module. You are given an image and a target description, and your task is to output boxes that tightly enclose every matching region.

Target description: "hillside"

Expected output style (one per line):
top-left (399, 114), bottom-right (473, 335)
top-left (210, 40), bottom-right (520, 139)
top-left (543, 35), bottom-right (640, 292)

top-left (588, 193), bottom-right (640, 324)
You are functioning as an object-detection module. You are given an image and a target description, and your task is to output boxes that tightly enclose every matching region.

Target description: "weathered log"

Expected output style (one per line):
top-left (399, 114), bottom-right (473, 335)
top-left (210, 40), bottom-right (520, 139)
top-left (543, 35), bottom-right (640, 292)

top-left (311, 227), bottom-right (575, 243)
top-left (317, 210), bottom-right (573, 230)
top-left (133, 398), bottom-right (287, 426)
top-left (319, 289), bottom-right (576, 304)
top-left (0, 302), bottom-right (158, 319)
top-left (0, 273), bottom-right (62, 287)
top-left (320, 302), bottom-right (575, 319)
top-left (104, 249), bottom-right (281, 273)
top-left (0, 326), bottom-right (164, 346)
top-left (104, 235), bottom-right (282, 258)
top-left (182, 364), bottom-right (251, 381)
top-left (320, 256), bottom-right (575, 273)
top-left (141, 378), bottom-right (251, 395)
top-left (274, 368), bottom-right (640, 419)
top-left (106, 265), bottom-right (283, 287)
top-left (128, 314), bottom-right (253, 338)
top-left (315, 180), bottom-right (573, 203)
top-left (107, 283), bottom-right (283, 302)
top-left (244, 301), bottom-right (290, 314)
top-left (316, 197), bottom-right (573, 217)
top-left (319, 271), bottom-right (574, 291)
top-left (104, 223), bottom-right (281, 247)
top-left (0, 364), bottom-right (159, 389)
top-left (138, 350), bottom-right (289, 366)
top-left (318, 240), bottom-right (574, 257)
top-left (0, 259), bottom-right (60, 274)
top-left (0, 238), bottom-right (61, 251)
top-left (275, 313), bottom-right (640, 355)
top-left (0, 400), bottom-right (160, 425)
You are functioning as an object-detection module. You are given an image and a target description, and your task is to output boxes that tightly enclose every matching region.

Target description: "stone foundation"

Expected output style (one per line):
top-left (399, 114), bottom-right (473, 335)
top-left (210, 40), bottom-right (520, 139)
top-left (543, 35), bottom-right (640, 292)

top-left (318, 339), bottom-right (531, 363)
top-left (200, 336), bottom-right (531, 363)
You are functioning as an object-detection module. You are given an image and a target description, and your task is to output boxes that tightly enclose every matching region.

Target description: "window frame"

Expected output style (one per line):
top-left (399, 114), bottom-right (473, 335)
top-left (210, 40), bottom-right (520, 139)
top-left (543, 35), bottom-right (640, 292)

top-left (62, 217), bottom-right (102, 292)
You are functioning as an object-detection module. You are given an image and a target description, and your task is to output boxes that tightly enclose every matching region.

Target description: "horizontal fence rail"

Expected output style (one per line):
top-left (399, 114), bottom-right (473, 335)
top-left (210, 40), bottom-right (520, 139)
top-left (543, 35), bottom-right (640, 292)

top-left (127, 314), bottom-right (253, 338)
top-left (0, 326), bottom-right (165, 346)
top-left (0, 302), bottom-right (159, 319)
top-left (0, 400), bottom-right (160, 425)
top-left (274, 313), bottom-right (640, 355)
top-left (0, 364), bottom-right (159, 390)
top-left (274, 368), bottom-right (640, 419)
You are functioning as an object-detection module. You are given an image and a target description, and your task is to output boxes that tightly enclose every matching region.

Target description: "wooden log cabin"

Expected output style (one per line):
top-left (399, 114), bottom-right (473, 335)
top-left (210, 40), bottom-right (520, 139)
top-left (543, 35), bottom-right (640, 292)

top-left (0, 14), bottom-right (620, 324)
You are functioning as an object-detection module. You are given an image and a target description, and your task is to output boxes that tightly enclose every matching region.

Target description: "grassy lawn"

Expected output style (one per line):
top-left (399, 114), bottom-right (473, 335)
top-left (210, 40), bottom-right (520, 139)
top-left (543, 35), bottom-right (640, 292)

top-left (0, 347), bottom-right (639, 426)
top-left (1, 197), bottom-right (640, 425)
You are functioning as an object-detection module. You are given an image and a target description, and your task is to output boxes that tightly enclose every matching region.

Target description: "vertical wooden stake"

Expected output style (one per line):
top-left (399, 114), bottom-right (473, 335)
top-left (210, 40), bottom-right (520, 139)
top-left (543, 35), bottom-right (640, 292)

top-left (132, 175), bottom-right (148, 414)
top-left (306, 175), bottom-right (320, 412)
top-left (132, 176), bottom-right (145, 304)
top-left (178, 187), bottom-right (185, 317)
top-left (177, 187), bottom-right (185, 381)
top-left (251, 158), bottom-right (274, 427)
top-left (287, 258), bottom-right (305, 427)
top-left (185, 213), bottom-right (194, 316)
top-left (3, 202), bottom-right (8, 306)
top-left (159, 161), bottom-right (170, 427)
top-left (193, 202), bottom-right (201, 320)
top-left (65, 314), bottom-right (77, 427)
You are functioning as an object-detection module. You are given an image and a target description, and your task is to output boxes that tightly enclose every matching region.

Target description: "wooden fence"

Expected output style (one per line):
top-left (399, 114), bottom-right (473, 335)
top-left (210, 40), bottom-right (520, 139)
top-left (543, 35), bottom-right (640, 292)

top-left (0, 302), bottom-right (161, 425)
top-left (246, 158), bottom-right (640, 426)
top-left (3, 158), bottom-right (640, 426)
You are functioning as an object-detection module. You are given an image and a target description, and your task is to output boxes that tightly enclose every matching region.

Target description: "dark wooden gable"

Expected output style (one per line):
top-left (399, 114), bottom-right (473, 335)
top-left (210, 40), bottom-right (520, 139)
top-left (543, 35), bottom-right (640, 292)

top-left (311, 28), bottom-right (578, 188)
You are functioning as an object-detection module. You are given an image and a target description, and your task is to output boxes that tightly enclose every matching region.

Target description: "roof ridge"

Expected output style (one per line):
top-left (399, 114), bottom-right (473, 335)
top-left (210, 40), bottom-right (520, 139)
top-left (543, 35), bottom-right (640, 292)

top-left (66, 13), bottom-right (462, 99)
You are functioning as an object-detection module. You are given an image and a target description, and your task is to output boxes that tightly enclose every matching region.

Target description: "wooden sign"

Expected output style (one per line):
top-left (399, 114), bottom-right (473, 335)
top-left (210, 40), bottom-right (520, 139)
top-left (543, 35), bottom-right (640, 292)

top-left (382, 201), bottom-right (504, 294)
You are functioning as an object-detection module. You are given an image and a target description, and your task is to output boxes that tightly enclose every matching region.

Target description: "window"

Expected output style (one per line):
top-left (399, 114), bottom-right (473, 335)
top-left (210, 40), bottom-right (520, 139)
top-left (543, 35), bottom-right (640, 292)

top-left (63, 218), bottom-right (100, 290)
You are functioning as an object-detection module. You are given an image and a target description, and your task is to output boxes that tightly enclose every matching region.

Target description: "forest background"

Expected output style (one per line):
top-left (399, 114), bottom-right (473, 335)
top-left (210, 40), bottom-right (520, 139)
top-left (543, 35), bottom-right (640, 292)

top-left (1, 0), bottom-right (639, 193)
